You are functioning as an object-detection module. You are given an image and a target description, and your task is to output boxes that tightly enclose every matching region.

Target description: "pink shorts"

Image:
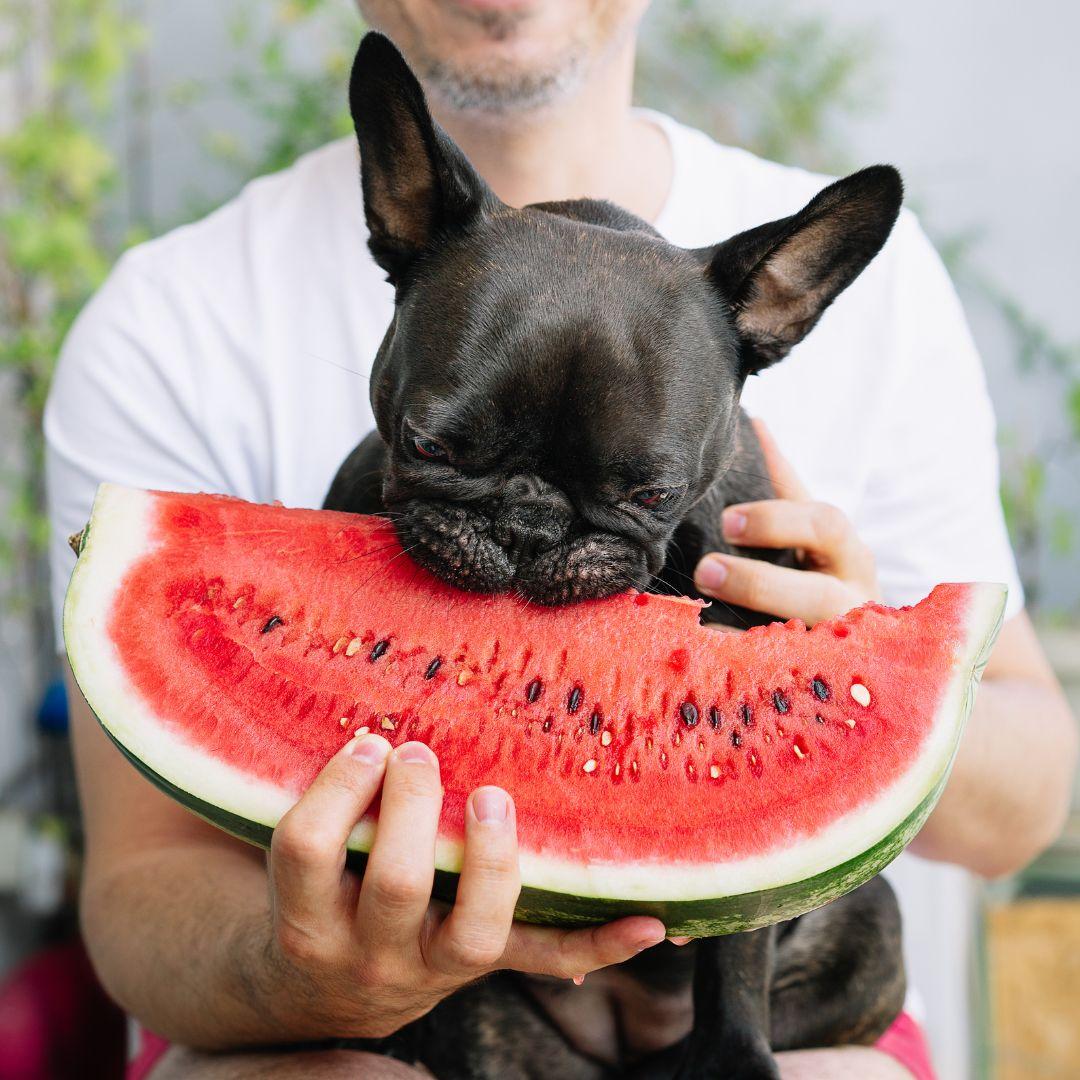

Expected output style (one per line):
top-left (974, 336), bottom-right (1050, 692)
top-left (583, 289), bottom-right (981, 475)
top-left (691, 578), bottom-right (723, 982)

top-left (128, 1011), bottom-right (936, 1078)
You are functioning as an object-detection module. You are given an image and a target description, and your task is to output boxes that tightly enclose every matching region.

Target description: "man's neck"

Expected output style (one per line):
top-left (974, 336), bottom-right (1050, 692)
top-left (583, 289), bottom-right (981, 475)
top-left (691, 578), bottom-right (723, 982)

top-left (428, 39), bottom-right (672, 223)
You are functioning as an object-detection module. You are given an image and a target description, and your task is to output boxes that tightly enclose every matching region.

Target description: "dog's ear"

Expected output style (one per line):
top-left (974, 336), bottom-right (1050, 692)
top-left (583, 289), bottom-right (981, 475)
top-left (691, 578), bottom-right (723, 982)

top-left (703, 166), bottom-right (903, 374)
top-left (349, 32), bottom-right (493, 283)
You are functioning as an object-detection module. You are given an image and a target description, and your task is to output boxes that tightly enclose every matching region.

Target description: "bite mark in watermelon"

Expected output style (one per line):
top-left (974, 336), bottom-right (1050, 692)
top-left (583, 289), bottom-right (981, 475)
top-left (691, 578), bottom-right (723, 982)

top-left (64, 485), bottom-right (1006, 935)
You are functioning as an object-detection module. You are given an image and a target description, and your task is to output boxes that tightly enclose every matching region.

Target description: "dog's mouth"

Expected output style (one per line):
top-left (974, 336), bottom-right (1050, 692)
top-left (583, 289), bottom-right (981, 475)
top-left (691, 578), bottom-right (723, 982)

top-left (390, 499), bottom-right (659, 605)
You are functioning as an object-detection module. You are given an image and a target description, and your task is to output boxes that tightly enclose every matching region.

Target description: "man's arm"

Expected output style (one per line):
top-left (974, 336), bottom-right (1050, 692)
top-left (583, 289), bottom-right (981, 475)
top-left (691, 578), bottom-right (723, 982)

top-left (907, 611), bottom-right (1076, 877)
top-left (67, 665), bottom-right (666, 1048)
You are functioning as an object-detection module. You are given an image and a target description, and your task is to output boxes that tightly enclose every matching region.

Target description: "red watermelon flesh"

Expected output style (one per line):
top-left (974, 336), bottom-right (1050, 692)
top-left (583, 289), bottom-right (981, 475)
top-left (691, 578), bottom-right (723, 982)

top-left (64, 485), bottom-right (1006, 933)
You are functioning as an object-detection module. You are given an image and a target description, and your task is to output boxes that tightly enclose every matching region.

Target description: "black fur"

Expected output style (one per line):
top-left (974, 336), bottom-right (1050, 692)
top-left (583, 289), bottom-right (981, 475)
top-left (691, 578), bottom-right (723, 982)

top-left (323, 33), bottom-right (907, 1078)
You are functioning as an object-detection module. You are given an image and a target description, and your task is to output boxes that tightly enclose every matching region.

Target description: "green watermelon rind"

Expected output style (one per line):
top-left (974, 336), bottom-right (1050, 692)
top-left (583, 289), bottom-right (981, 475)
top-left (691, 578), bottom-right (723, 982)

top-left (64, 484), bottom-right (1006, 936)
top-left (98, 719), bottom-right (946, 935)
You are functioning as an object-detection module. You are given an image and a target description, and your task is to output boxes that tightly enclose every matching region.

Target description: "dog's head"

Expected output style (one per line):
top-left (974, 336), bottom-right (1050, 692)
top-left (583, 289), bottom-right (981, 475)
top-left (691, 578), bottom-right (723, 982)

top-left (347, 33), bottom-right (901, 604)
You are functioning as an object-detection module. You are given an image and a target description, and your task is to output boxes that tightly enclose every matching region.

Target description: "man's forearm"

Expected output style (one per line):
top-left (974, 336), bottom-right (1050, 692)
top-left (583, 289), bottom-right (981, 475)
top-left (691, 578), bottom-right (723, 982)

top-left (83, 842), bottom-right (325, 1049)
top-left (910, 675), bottom-right (1077, 877)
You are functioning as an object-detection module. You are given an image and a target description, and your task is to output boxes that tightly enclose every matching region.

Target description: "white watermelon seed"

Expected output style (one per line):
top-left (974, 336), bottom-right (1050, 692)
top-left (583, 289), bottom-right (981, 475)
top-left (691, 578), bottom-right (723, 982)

top-left (339, 717), bottom-right (349, 728)
top-left (614, 762), bottom-right (621, 776)
top-left (844, 718), bottom-right (857, 728)
top-left (673, 730), bottom-right (682, 746)
top-left (793, 744), bottom-right (806, 760)
top-left (850, 683), bottom-right (871, 707)
top-left (381, 716), bottom-right (396, 731)
top-left (333, 636), bottom-right (348, 655)
top-left (583, 759), bottom-right (597, 773)
top-left (709, 764), bottom-right (721, 779)
top-left (457, 670), bottom-right (472, 686)
top-left (345, 638), bottom-right (362, 657)
top-left (601, 730), bottom-right (612, 747)
top-left (232, 596), bottom-right (246, 609)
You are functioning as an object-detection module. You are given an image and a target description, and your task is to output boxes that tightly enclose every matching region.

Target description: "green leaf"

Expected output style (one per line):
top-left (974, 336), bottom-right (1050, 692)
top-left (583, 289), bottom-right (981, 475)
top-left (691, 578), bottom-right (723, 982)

top-left (1068, 381), bottom-right (1080, 441)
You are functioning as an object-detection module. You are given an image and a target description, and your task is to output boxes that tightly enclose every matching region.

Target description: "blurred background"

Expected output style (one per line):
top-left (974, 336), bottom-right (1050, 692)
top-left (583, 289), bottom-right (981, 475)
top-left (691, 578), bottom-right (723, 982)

top-left (0, 1), bottom-right (1077, 1076)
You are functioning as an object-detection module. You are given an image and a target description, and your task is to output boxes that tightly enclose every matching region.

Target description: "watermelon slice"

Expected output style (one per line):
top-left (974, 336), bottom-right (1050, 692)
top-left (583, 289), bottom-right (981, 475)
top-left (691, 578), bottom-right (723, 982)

top-left (64, 485), bottom-right (1006, 935)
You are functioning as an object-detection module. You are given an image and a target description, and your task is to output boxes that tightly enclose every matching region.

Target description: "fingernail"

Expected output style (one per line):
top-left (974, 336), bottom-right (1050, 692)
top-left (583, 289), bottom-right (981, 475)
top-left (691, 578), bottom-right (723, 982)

top-left (667, 935), bottom-right (693, 947)
top-left (473, 787), bottom-right (509, 824)
top-left (722, 509), bottom-right (747, 539)
top-left (395, 741), bottom-right (435, 765)
top-left (571, 974), bottom-right (585, 986)
top-left (695, 555), bottom-right (728, 592)
top-left (348, 734), bottom-right (391, 764)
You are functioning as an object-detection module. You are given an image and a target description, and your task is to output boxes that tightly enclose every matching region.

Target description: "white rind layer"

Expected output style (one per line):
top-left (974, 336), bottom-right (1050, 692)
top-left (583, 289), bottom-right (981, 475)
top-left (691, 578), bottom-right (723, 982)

top-left (65, 483), bottom-right (1007, 903)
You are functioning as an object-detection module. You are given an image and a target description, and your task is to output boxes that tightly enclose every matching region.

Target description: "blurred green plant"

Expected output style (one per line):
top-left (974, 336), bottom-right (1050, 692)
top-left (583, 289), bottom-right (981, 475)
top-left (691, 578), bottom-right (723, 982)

top-left (938, 232), bottom-right (1080, 609)
top-left (636, 0), bottom-right (880, 170)
top-left (0, 0), bottom-right (144, 673)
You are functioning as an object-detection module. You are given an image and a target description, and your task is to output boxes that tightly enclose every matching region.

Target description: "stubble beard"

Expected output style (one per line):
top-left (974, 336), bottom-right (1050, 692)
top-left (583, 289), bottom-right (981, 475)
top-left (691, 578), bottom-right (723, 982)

top-left (410, 10), bottom-right (593, 115)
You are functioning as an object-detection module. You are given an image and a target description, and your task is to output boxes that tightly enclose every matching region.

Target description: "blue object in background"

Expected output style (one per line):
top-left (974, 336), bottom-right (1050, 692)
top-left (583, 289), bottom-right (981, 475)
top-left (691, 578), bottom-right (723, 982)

top-left (36, 680), bottom-right (68, 736)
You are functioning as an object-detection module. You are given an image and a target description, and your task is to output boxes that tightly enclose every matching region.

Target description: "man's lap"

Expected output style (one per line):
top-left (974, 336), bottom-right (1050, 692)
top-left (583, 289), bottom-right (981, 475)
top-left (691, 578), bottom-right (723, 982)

top-left (134, 1012), bottom-right (932, 1079)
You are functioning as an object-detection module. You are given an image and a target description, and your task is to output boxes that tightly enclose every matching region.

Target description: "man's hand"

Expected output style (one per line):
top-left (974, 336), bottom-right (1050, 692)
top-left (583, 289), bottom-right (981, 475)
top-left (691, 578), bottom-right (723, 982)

top-left (695, 420), bottom-right (879, 626)
top-left (267, 734), bottom-right (667, 1039)
top-left (692, 419), bottom-right (1077, 881)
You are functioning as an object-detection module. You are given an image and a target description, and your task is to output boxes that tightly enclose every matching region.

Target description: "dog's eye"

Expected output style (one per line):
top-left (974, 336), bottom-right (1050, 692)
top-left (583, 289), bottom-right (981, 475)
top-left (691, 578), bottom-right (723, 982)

top-left (631, 487), bottom-right (676, 509)
top-left (413, 436), bottom-right (448, 461)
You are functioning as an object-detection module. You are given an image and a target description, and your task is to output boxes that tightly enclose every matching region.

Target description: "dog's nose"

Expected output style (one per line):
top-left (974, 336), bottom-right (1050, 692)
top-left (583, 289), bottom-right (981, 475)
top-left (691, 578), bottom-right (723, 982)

top-left (496, 503), bottom-right (565, 560)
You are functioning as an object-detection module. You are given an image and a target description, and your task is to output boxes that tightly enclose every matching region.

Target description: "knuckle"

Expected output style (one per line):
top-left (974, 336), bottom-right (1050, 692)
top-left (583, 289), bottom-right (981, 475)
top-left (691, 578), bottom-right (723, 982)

top-left (441, 933), bottom-right (505, 973)
top-left (367, 865), bottom-right (427, 911)
top-left (464, 849), bottom-right (519, 887)
top-left (386, 767), bottom-right (442, 803)
top-left (272, 825), bottom-right (338, 869)
top-left (740, 564), bottom-right (772, 611)
top-left (812, 503), bottom-right (848, 547)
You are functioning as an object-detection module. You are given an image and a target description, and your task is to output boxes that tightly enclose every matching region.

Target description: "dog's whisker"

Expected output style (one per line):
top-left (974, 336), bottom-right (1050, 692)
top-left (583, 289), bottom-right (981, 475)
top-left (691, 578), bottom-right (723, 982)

top-left (305, 350), bottom-right (371, 380)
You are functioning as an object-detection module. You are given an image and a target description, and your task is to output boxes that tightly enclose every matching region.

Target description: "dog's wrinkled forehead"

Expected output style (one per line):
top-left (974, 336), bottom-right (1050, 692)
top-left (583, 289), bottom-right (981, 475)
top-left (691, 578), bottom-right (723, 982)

top-left (393, 211), bottom-right (740, 457)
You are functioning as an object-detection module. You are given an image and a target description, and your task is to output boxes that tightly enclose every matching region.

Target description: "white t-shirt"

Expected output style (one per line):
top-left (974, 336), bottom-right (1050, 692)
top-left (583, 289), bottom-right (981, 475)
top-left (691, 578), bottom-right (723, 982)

top-left (45, 111), bottom-right (1021, 1074)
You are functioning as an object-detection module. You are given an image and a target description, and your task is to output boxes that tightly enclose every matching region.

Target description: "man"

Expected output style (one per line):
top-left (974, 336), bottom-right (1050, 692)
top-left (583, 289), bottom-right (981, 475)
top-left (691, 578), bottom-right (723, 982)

top-left (46, 2), bottom-right (1076, 1078)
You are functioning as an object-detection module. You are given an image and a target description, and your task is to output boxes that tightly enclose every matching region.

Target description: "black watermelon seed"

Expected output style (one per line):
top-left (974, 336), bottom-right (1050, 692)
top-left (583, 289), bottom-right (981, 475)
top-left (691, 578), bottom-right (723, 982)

top-left (542, 717), bottom-right (553, 732)
top-left (369, 639), bottom-right (390, 662)
top-left (815, 714), bottom-right (825, 724)
top-left (680, 702), bottom-right (699, 727)
top-left (589, 710), bottom-right (601, 735)
top-left (812, 678), bottom-right (830, 702)
top-left (424, 657), bottom-right (442, 680)
top-left (261, 615), bottom-right (283, 634)
top-left (731, 730), bottom-right (742, 747)
top-left (772, 691), bottom-right (791, 714)
top-left (526, 678), bottom-right (544, 703)
top-left (567, 687), bottom-right (583, 714)
top-left (740, 704), bottom-right (754, 726)
top-left (708, 706), bottom-right (721, 729)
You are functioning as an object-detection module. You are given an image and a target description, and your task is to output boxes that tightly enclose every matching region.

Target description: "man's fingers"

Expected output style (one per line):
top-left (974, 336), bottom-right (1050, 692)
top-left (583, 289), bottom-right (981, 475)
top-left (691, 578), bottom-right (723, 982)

top-left (695, 554), bottom-right (851, 626)
top-left (750, 418), bottom-right (810, 501)
top-left (355, 741), bottom-right (444, 954)
top-left (428, 787), bottom-right (521, 977)
top-left (271, 734), bottom-right (391, 934)
top-left (721, 500), bottom-right (873, 580)
top-left (502, 917), bottom-right (666, 979)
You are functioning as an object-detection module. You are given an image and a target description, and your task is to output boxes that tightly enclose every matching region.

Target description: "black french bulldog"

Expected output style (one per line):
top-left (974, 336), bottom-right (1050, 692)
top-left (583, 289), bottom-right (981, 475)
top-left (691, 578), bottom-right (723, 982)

top-left (324, 33), bottom-right (906, 1080)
